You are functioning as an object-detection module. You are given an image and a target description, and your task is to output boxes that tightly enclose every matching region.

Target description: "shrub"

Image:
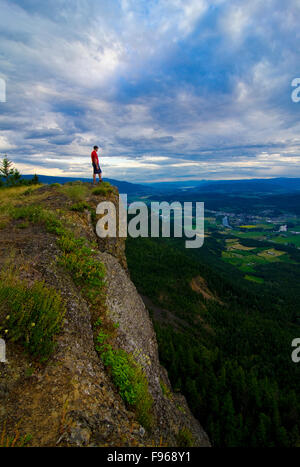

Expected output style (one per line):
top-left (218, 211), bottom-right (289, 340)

top-left (160, 379), bottom-right (173, 400)
top-left (0, 422), bottom-right (32, 447)
top-left (176, 428), bottom-right (195, 447)
top-left (10, 205), bottom-right (63, 235)
top-left (10, 205), bottom-right (44, 222)
top-left (92, 182), bottom-right (114, 196)
top-left (31, 174), bottom-right (39, 185)
top-left (94, 325), bottom-right (154, 430)
top-left (57, 233), bottom-right (105, 302)
top-left (59, 183), bottom-right (89, 202)
top-left (0, 273), bottom-right (65, 361)
top-left (70, 201), bottom-right (90, 212)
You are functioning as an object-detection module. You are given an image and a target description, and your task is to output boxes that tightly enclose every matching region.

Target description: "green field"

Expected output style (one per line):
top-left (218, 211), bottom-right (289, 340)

top-left (221, 238), bottom-right (291, 276)
top-left (230, 229), bottom-right (267, 239)
top-left (272, 235), bottom-right (300, 247)
top-left (245, 274), bottom-right (265, 284)
top-left (240, 223), bottom-right (275, 230)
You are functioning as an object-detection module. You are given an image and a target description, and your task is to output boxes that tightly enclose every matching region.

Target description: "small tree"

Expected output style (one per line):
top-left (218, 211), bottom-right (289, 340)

top-left (7, 168), bottom-right (21, 186)
top-left (0, 156), bottom-right (39, 187)
top-left (31, 174), bottom-right (39, 185)
top-left (0, 155), bottom-right (14, 180)
top-left (0, 156), bottom-right (22, 186)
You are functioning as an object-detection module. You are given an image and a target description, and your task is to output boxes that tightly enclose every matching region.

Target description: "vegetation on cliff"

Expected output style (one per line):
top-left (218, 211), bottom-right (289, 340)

top-left (0, 271), bottom-right (65, 361)
top-left (0, 183), bottom-right (161, 445)
top-left (94, 320), bottom-right (154, 431)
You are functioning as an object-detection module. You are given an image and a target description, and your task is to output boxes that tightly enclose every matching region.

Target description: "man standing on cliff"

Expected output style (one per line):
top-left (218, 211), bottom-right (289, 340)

top-left (91, 145), bottom-right (102, 185)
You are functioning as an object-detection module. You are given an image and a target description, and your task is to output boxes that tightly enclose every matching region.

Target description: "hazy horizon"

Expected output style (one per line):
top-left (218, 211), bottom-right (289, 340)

top-left (21, 173), bottom-right (300, 185)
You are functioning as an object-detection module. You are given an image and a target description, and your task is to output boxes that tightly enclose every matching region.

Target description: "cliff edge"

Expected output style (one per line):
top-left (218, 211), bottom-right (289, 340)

top-left (0, 182), bottom-right (210, 447)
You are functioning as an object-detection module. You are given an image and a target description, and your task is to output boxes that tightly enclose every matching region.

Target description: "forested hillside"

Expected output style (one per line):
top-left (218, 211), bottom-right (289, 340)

top-left (126, 233), bottom-right (300, 447)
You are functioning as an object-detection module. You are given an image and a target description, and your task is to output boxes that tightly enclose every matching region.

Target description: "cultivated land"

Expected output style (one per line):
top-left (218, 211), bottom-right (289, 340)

top-left (202, 211), bottom-right (300, 282)
top-left (126, 186), bottom-right (300, 447)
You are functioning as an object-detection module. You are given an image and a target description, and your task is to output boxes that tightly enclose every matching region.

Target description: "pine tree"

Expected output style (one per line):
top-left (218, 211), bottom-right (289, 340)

top-left (0, 155), bottom-right (24, 186)
top-left (8, 168), bottom-right (21, 186)
top-left (257, 413), bottom-right (270, 446)
top-left (31, 174), bottom-right (39, 185)
top-left (0, 155), bottom-right (14, 180)
top-left (220, 392), bottom-right (237, 447)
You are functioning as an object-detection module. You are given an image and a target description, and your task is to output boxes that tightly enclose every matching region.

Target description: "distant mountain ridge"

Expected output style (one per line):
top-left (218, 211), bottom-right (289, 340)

top-left (190, 178), bottom-right (300, 194)
top-left (22, 175), bottom-right (300, 196)
top-left (147, 178), bottom-right (300, 194)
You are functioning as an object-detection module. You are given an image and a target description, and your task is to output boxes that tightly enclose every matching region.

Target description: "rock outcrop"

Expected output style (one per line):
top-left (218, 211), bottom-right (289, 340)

top-left (0, 183), bottom-right (210, 447)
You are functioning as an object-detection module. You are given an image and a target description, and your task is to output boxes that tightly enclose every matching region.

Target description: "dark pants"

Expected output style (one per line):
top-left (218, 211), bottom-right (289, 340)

top-left (92, 162), bottom-right (102, 174)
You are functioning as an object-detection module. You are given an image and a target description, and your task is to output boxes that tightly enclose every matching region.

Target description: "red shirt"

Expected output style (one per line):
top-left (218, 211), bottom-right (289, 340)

top-left (91, 150), bottom-right (99, 165)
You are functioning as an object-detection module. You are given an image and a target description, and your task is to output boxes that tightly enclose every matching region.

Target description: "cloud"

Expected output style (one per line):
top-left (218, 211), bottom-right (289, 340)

top-left (0, 0), bottom-right (300, 182)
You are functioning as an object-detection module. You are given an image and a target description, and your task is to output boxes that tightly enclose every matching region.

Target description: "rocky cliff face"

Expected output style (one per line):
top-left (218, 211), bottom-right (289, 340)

top-left (0, 183), bottom-right (210, 447)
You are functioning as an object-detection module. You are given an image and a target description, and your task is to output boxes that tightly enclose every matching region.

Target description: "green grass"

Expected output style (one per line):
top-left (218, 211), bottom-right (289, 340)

top-left (10, 204), bottom-right (105, 303)
top-left (11, 205), bottom-right (65, 236)
top-left (240, 224), bottom-right (274, 230)
top-left (70, 201), bottom-right (91, 212)
top-left (176, 428), bottom-right (195, 447)
top-left (230, 229), bottom-right (267, 239)
top-left (224, 225), bottom-right (300, 248)
top-left (58, 182), bottom-right (89, 202)
top-left (0, 272), bottom-right (65, 361)
top-left (160, 379), bottom-right (173, 400)
top-left (57, 233), bottom-right (105, 303)
top-left (0, 185), bottom-right (42, 203)
top-left (222, 242), bottom-right (291, 276)
top-left (272, 235), bottom-right (300, 247)
top-left (245, 275), bottom-right (265, 284)
top-left (92, 182), bottom-right (114, 196)
top-left (94, 323), bottom-right (154, 431)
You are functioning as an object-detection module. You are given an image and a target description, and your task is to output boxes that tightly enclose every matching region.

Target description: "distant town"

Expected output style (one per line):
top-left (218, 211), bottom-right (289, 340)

top-left (203, 209), bottom-right (300, 249)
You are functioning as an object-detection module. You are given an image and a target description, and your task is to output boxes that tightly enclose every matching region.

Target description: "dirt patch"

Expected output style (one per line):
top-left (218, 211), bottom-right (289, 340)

top-left (190, 276), bottom-right (223, 304)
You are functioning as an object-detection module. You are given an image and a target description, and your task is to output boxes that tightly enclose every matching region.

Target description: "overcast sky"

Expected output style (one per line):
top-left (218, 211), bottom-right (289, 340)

top-left (0, 0), bottom-right (300, 182)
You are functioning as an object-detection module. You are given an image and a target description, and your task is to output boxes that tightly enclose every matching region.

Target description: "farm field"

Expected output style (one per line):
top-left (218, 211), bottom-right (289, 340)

top-left (240, 223), bottom-right (275, 230)
top-left (221, 238), bottom-right (292, 277)
top-left (272, 234), bottom-right (300, 247)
